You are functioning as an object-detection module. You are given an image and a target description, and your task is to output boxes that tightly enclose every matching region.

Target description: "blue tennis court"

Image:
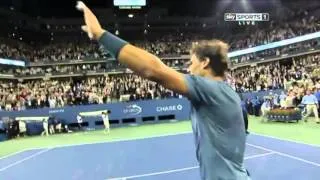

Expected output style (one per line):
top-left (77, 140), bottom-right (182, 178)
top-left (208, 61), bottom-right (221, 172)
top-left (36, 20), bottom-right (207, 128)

top-left (0, 132), bottom-right (320, 180)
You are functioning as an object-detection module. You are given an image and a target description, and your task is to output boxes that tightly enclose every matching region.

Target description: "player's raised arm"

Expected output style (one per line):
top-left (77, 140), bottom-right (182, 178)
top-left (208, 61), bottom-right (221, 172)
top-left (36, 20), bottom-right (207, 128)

top-left (76, 1), bottom-right (188, 96)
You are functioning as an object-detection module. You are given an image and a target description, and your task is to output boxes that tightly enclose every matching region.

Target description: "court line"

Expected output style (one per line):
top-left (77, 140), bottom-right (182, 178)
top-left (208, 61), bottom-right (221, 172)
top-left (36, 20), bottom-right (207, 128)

top-left (0, 149), bottom-right (33, 161)
top-left (0, 148), bottom-right (52, 172)
top-left (1, 131), bottom-right (318, 175)
top-left (244, 152), bottom-right (275, 160)
top-left (46, 131), bottom-right (192, 149)
top-left (247, 143), bottom-right (320, 167)
top-left (108, 166), bottom-right (199, 180)
top-left (0, 147), bottom-right (47, 161)
top-left (0, 131), bottom-right (192, 160)
top-left (1, 130), bottom-right (320, 160)
top-left (106, 152), bottom-right (275, 180)
top-left (250, 132), bottom-right (320, 148)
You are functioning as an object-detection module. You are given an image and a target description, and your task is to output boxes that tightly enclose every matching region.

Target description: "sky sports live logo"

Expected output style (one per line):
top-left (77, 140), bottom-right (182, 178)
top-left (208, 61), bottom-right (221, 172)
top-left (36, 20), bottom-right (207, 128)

top-left (224, 13), bottom-right (269, 22)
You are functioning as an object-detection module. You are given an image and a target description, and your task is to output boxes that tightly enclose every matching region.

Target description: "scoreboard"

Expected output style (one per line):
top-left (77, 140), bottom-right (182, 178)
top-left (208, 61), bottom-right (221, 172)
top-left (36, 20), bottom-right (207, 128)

top-left (114, 0), bottom-right (146, 9)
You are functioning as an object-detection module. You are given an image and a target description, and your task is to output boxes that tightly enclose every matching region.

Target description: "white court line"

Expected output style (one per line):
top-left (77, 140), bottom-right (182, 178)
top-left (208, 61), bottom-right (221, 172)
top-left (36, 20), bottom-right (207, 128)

top-left (247, 143), bottom-right (320, 167)
top-left (27, 131), bottom-right (320, 150)
top-left (0, 131), bottom-right (192, 160)
top-left (244, 152), bottom-right (275, 160)
top-left (250, 132), bottom-right (320, 148)
top-left (47, 131), bottom-right (192, 149)
top-left (0, 131), bottom-right (318, 176)
top-left (0, 149), bottom-right (32, 161)
top-left (0, 148), bottom-right (52, 172)
top-left (1, 130), bottom-right (320, 161)
top-left (108, 166), bottom-right (199, 180)
top-left (0, 147), bottom-right (45, 161)
top-left (106, 152), bottom-right (275, 180)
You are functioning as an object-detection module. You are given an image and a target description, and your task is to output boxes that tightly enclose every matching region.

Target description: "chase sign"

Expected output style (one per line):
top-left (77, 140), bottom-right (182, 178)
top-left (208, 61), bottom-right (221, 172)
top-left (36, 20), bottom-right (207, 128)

top-left (156, 104), bottom-right (183, 112)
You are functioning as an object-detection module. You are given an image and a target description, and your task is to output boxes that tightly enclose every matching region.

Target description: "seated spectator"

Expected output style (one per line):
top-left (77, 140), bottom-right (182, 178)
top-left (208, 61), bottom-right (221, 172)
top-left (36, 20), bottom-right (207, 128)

top-left (279, 91), bottom-right (287, 108)
top-left (284, 90), bottom-right (297, 108)
top-left (53, 117), bottom-right (62, 133)
top-left (272, 94), bottom-right (280, 108)
top-left (261, 99), bottom-right (272, 122)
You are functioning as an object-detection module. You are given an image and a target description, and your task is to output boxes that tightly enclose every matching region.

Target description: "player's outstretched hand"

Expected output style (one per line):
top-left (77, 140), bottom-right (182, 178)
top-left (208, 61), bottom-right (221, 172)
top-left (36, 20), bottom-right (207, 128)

top-left (76, 1), bottom-right (105, 40)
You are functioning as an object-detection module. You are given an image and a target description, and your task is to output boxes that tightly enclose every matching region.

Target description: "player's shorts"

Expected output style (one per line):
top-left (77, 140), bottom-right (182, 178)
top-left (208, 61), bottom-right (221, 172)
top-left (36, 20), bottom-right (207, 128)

top-left (103, 120), bottom-right (109, 128)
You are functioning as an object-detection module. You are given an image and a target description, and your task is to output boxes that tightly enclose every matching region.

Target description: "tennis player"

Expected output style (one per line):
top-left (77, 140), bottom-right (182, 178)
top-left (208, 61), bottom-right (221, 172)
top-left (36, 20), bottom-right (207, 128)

top-left (41, 118), bottom-right (49, 136)
top-left (102, 111), bottom-right (110, 134)
top-left (76, 2), bottom-right (250, 179)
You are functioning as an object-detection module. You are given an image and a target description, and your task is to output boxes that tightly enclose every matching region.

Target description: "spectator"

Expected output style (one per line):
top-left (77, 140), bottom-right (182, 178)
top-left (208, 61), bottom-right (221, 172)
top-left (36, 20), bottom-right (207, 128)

top-left (285, 90), bottom-right (297, 108)
top-left (251, 96), bottom-right (261, 116)
top-left (261, 99), bottom-right (272, 122)
top-left (239, 94), bottom-right (249, 134)
top-left (301, 89), bottom-right (319, 123)
top-left (279, 91), bottom-right (287, 108)
top-left (315, 85), bottom-right (320, 114)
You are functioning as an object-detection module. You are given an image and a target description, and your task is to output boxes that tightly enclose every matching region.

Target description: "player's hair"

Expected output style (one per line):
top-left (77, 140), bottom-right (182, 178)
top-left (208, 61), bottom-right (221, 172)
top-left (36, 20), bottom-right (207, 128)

top-left (191, 40), bottom-right (229, 76)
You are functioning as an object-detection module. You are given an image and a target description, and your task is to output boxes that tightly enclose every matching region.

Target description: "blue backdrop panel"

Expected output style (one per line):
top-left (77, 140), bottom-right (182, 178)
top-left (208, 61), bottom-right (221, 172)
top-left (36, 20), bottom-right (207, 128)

top-left (0, 90), bottom-right (283, 136)
top-left (241, 89), bottom-right (283, 100)
top-left (0, 98), bottom-right (191, 135)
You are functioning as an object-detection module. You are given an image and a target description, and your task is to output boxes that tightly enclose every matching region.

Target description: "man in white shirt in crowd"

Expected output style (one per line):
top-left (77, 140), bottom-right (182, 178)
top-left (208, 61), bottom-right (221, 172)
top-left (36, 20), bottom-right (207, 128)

top-left (302, 88), bottom-right (319, 123)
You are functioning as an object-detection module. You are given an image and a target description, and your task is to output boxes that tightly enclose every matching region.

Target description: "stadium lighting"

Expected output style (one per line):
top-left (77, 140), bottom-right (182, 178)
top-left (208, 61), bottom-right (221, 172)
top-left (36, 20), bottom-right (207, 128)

top-left (128, 14), bottom-right (134, 18)
top-left (228, 31), bottom-right (320, 58)
top-left (241, 0), bottom-right (252, 12)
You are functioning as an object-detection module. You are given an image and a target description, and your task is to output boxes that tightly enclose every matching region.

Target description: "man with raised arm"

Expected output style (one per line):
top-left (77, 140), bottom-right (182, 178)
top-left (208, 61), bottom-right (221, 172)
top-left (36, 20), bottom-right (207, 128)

top-left (76, 2), bottom-right (250, 179)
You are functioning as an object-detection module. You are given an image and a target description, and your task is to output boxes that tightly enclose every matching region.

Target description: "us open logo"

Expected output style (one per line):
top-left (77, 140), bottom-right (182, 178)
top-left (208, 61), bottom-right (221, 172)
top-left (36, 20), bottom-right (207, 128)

top-left (123, 104), bottom-right (142, 115)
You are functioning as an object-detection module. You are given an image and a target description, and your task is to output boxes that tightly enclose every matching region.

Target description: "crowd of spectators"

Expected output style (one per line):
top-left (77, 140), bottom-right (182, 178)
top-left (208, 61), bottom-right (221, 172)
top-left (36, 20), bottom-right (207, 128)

top-left (0, 40), bottom-right (110, 63)
top-left (244, 82), bottom-right (320, 119)
top-left (0, 74), bottom-right (181, 111)
top-left (0, 10), bottom-right (318, 63)
top-left (229, 39), bottom-right (320, 65)
top-left (0, 58), bottom-right (185, 76)
top-left (228, 12), bottom-right (320, 51)
top-left (229, 53), bottom-right (320, 92)
top-left (0, 51), bottom-right (318, 111)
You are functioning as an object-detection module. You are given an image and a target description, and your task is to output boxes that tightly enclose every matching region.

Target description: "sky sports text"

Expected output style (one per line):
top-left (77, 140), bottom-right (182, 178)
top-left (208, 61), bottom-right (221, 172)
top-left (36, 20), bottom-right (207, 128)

top-left (224, 13), bottom-right (269, 22)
